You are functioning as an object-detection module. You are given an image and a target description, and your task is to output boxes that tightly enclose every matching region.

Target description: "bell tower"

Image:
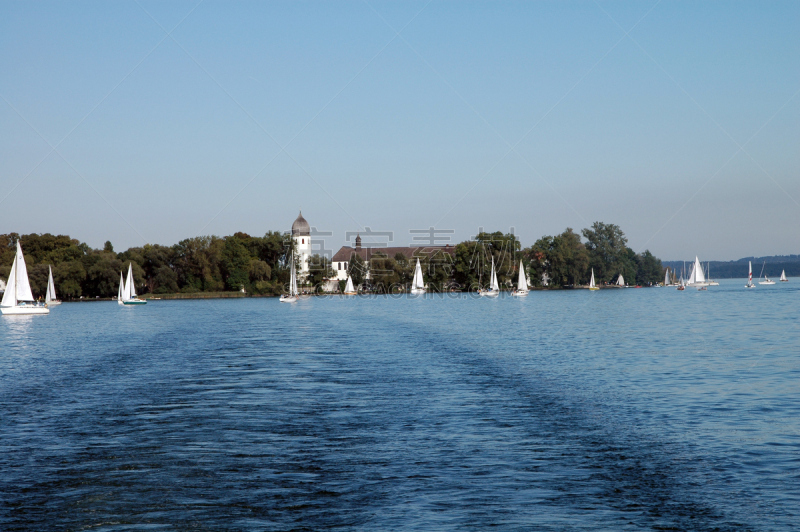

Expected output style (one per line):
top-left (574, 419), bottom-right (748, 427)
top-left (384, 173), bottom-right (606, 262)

top-left (291, 211), bottom-right (311, 278)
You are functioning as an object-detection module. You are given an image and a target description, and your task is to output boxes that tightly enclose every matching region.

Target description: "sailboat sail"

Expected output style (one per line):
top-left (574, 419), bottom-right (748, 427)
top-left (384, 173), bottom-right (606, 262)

top-left (664, 268), bottom-right (670, 286)
top-left (126, 263), bottom-right (136, 299)
top-left (1, 256), bottom-right (17, 307)
top-left (589, 268), bottom-right (596, 289)
top-left (617, 274), bottom-right (625, 286)
top-left (693, 256), bottom-right (705, 283)
top-left (46, 266), bottom-right (57, 303)
top-left (289, 254), bottom-right (298, 296)
top-left (517, 260), bottom-right (528, 291)
top-left (118, 271), bottom-right (129, 302)
top-left (411, 259), bottom-right (425, 291)
top-left (11, 243), bottom-right (35, 302)
top-left (780, 270), bottom-right (787, 281)
top-left (490, 258), bottom-right (499, 291)
top-left (344, 276), bottom-right (355, 294)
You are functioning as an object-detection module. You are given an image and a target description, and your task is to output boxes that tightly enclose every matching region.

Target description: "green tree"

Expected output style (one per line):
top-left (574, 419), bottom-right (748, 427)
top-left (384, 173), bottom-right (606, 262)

top-left (307, 254), bottom-right (334, 288)
top-left (368, 252), bottom-right (399, 293)
top-left (582, 222), bottom-right (629, 284)
top-left (220, 236), bottom-right (252, 291)
top-left (635, 250), bottom-right (663, 285)
top-left (54, 261), bottom-right (86, 299)
top-left (347, 253), bottom-right (366, 287)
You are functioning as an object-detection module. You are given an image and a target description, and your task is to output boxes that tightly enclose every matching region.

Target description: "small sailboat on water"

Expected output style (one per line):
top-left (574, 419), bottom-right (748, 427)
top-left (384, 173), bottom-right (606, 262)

top-left (343, 275), bottom-right (357, 295)
top-left (410, 258), bottom-right (426, 295)
top-left (1, 242), bottom-right (49, 315)
top-left (758, 261), bottom-right (775, 285)
top-left (686, 256), bottom-right (709, 288)
top-left (512, 260), bottom-right (528, 296)
top-left (589, 268), bottom-right (599, 290)
top-left (479, 257), bottom-right (500, 297)
top-left (616, 273), bottom-right (626, 287)
top-left (118, 263), bottom-right (146, 305)
top-left (280, 252), bottom-right (299, 303)
top-left (45, 265), bottom-right (61, 306)
top-left (745, 261), bottom-right (755, 289)
top-left (780, 270), bottom-right (788, 282)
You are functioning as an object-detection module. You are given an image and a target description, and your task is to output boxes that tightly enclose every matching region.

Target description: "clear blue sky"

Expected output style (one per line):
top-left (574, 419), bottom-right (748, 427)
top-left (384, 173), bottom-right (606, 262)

top-left (1, 1), bottom-right (798, 260)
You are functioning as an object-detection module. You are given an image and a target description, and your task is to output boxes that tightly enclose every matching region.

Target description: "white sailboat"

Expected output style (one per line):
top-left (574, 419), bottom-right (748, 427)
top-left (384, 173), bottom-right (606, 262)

top-left (780, 269), bottom-right (788, 282)
top-left (280, 252), bottom-right (299, 302)
top-left (512, 260), bottom-right (528, 296)
top-left (343, 275), bottom-right (357, 295)
top-left (1, 242), bottom-right (49, 315)
top-left (589, 268), bottom-right (599, 290)
top-left (663, 268), bottom-right (670, 287)
top-left (479, 257), bottom-right (500, 297)
top-left (758, 261), bottom-right (775, 285)
top-left (45, 265), bottom-right (61, 306)
top-left (686, 256), bottom-right (709, 288)
top-left (616, 273), bottom-right (626, 287)
top-left (410, 258), bottom-right (426, 295)
top-left (745, 261), bottom-right (755, 289)
top-left (118, 263), bottom-right (146, 305)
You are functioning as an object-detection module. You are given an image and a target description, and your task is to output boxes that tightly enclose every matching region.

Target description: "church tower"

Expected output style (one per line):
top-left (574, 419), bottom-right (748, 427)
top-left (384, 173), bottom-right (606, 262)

top-left (292, 211), bottom-right (311, 279)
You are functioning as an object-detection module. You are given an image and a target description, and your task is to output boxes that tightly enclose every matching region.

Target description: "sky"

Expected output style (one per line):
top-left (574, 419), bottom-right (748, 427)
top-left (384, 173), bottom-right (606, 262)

top-left (1, 1), bottom-right (798, 261)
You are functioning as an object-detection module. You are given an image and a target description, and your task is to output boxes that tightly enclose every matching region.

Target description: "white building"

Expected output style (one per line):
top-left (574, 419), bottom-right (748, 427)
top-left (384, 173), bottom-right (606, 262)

top-left (291, 211), bottom-right (311, 279)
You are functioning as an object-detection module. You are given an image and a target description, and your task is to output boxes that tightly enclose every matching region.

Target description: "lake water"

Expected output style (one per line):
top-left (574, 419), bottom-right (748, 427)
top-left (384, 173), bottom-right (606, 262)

top-left (1, 279), bottom-right (799, 531)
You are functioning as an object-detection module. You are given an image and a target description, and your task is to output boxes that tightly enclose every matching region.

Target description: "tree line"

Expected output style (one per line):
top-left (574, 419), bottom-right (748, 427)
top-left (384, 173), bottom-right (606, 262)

top-left (1, 222), bottom-right (663, 299)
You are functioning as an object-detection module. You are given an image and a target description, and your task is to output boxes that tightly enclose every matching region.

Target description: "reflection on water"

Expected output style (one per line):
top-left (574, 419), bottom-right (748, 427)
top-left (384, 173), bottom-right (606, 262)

top-left (1, 280), bottom-right (799, 530)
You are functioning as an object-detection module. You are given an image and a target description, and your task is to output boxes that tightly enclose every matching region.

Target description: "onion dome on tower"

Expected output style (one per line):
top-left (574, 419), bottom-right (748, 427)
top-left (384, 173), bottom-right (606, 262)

top-left (292, 211), bottom-right (310, 236)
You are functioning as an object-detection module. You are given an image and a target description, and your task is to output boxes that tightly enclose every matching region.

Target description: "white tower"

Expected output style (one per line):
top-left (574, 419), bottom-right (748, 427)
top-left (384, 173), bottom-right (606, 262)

top-left (292, 211), bottom-right (311, 279)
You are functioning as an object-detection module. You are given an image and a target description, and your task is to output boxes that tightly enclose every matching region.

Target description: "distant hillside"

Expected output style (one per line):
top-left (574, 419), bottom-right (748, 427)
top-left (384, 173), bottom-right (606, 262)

top-left (663, 255), bottom-right (799, 278)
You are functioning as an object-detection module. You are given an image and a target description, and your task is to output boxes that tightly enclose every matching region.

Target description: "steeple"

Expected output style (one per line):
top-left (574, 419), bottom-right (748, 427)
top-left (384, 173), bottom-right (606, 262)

top-left (355, 234), bottom-right (361, 250)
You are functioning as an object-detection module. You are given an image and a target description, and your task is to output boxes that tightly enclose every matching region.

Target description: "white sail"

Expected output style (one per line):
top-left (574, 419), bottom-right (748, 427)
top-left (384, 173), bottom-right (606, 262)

top-left (411, 259), bottom-right (425, 291)
top-left (693, 256), bottom-right (705, 283)
top-left (119, 271), bottom-right (129, 302)
top-left (126, 263), bottom-right (136, 298)
top-left (1, 255), bottom-right (17, 307)
top-left (489, 258), bottom-right (499, 291)
top-left (344, 276), bottom-right (355, 294)
top-left (46, 266), bottom-right (57, 303)
top-left (11, 242), bottom-right (36, 302)
top-left (616, 274), bottom-right (625, 286)
top-left (664, 268), bottom-right (669, 286)
top-left (517, 260), bottom-right (528, 291)
top-left (589, 268), bottom-right (596, 289)
top-left (780, 270), bottom-right (787, 281)
top-left (290, 253), bottom-right (298, 296)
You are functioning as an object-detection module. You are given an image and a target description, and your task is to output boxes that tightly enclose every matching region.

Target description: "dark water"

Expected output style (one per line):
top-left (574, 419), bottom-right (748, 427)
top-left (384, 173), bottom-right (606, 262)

top-left (1, 280), bottom-right (799, 530)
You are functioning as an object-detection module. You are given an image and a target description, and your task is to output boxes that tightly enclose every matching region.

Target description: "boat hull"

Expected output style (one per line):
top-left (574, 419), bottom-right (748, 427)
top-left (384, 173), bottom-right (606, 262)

top-left (47, 300), bottom-right (62, 306)
top-left (758, 281), bottom-right (775, 285)
top-left (122, 299), bottom-right (147, 305)
top-left (410, 288), bottom-right (426, 295)
top-left (589, 287), bottom-right (599, 291)
top-left (479, 290), bottom-right (499, 297)
top-left (279, 295), bottom-right (297, 303)
top-left (511, 290), bottom-right (528, 296)
top-left (1, 305), bottom-right (50, 315)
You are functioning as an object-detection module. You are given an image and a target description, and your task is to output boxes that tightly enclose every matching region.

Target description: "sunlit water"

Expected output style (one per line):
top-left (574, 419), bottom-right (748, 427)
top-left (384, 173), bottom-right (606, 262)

top-left (1, 279), bottom-right (798, 531)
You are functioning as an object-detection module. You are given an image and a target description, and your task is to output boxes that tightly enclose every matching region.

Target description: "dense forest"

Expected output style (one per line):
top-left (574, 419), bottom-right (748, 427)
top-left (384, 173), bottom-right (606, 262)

top-left (1, 222), bottom-right (663, 299)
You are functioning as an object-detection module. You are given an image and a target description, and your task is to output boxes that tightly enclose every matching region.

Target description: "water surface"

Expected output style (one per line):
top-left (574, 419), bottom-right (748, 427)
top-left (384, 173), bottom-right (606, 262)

top-left (1, 280), bottom-right (798, 530)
